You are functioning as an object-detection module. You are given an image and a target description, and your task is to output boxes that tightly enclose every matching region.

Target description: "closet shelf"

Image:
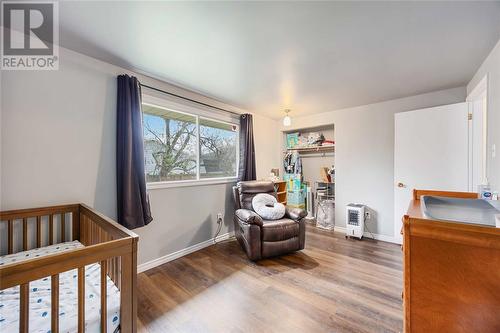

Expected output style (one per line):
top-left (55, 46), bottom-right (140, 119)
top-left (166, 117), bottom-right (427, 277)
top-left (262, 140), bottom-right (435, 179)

top-left (285, 145), bottom-right (335, 153)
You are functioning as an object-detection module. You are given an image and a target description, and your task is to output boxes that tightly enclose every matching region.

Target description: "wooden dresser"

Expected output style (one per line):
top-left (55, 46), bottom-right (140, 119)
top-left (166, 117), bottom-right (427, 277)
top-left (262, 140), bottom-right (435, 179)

top-left (402, 189), bottom-right (500, 333)
top-left (273, 181), bottom-right (287, 205)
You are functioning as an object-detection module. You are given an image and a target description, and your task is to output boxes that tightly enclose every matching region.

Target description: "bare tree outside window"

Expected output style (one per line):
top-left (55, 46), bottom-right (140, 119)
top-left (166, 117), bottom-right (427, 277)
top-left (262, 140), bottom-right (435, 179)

top-left (142, 104), bottom-right (238, 183)
top-left (199, 118), bottom-right (237, 178)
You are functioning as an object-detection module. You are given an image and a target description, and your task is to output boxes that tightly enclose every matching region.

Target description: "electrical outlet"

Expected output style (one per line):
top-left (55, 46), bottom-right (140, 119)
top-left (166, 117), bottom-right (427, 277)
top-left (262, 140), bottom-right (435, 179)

top-left (217, 213), bottom-right (223, 223)
top-left (365, 211), bottom-right (371, 220)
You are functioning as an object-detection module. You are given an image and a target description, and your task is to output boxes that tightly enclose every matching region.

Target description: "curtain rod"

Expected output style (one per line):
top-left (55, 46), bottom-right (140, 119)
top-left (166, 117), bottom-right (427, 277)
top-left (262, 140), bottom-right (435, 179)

top-left (140, 83), bottom-right (241, 117)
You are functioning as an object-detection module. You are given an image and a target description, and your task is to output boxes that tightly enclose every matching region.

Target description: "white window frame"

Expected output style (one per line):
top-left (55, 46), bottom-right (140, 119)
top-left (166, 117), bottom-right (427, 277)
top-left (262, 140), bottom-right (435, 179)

top-left (142, 94), bottom-right (239, 190)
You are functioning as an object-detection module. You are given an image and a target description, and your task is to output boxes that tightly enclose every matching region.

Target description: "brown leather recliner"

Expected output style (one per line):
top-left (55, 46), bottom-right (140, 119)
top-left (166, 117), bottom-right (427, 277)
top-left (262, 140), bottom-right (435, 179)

top-left (233, 180), bottom-right (307, 261)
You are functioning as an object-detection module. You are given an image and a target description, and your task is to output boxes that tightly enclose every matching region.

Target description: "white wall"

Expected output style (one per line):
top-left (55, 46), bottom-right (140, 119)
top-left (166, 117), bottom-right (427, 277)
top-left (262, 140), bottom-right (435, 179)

top-left (279, 87), bottom-right (466, 239)
top-left (0, 48), bottom-right (280, 264)
top-left (467, 39), bottom-right (500, 191)
top-left (301, 153), bottom-right (335, 184)
top-left (254, 114), bottom-right (282, 180)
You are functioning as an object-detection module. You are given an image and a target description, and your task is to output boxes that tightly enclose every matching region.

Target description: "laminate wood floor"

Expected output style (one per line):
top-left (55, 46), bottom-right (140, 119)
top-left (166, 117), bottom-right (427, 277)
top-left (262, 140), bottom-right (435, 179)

top-left (137, 226), bottom-right (403, 333)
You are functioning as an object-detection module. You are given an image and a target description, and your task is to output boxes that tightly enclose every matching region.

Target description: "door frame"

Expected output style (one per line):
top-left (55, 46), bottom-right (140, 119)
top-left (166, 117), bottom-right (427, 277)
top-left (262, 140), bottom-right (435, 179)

top-left (466, 74), bottom-right (488, 191)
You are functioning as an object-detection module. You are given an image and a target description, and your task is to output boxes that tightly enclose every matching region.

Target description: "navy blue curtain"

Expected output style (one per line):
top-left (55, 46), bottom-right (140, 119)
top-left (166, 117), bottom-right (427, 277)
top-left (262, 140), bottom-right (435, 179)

top-left (116, 75), bottom-right (153, 229)
top-left (238, 114), bottom-right (256, 181)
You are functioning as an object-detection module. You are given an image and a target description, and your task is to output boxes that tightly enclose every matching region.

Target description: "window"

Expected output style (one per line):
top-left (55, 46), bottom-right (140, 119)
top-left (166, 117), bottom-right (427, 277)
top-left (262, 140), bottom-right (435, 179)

top-left (199, 118), bottom-right (238, 179)
top-left (142, 101), bottom-right (238, 185)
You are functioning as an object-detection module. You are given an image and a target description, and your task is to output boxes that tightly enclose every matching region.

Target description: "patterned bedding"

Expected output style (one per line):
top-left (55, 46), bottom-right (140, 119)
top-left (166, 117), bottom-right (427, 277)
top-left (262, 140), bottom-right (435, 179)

top-left (0, 241), bottom-right (120, 333)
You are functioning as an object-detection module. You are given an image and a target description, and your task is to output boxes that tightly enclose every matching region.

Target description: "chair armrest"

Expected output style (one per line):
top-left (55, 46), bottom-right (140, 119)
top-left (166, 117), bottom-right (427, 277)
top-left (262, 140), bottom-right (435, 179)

top-left (285, 207), bottom-right (307, 221)
top-left (235, 209), bottom-right (263, 227)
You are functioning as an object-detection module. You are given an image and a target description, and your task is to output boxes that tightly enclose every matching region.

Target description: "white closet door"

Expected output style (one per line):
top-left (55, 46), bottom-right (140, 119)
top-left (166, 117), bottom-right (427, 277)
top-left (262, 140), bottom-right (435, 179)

top-left (394, 102), bottom-right (469, 243)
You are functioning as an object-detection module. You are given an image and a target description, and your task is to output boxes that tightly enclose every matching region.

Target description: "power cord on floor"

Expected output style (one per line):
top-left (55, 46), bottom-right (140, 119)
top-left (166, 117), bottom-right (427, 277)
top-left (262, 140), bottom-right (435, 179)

top-left (364, 216), bottom-right (376, 240)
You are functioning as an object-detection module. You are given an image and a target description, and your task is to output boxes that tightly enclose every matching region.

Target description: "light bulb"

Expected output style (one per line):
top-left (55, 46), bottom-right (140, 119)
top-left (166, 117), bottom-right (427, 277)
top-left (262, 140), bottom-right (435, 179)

top-left (283, 115), bottom-right (291, 126)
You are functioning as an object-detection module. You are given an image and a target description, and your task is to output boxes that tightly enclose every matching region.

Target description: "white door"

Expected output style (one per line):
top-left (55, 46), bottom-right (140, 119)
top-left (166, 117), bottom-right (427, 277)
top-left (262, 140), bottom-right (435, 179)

top-left (394, 103), bottom-right (469, 243)
top-left (468, 91), bottom-right (487, 191)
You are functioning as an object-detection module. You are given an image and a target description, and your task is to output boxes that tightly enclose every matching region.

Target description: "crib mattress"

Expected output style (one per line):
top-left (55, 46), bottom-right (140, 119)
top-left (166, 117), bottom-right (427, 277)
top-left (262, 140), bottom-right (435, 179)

top-left (0, 241), bottom-right (121, 333)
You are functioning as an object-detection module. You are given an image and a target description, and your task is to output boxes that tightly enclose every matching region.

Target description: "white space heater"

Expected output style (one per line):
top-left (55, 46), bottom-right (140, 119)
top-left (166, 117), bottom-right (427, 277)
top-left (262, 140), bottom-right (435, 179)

top-left (346, 204), bottom-right (365, 239)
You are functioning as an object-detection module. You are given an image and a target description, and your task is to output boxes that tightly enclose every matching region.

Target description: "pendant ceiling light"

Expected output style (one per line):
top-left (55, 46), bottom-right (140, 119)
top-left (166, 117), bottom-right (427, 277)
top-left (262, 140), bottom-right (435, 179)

top-left (283, 109), bottom-right (292, 126)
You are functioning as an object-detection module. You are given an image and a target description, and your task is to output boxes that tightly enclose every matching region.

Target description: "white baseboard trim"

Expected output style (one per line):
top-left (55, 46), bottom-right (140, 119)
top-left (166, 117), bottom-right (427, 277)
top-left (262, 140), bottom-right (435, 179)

top-left (334, 226), bottom-right (399, 244)
top-left (138, 227), bottom-right (399, 273)
top-left (137, 232), bottom-right (234, 273)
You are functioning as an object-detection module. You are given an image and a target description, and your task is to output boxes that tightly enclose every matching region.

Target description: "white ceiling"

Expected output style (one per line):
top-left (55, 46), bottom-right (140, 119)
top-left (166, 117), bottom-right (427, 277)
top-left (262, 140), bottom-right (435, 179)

top-left (59, 1), bottom-right (500, 119)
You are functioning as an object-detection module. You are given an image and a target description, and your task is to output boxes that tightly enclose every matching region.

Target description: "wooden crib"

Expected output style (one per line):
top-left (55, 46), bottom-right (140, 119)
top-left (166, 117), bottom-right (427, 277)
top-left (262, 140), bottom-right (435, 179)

top-left (0, 204), bottom-right (138, 333)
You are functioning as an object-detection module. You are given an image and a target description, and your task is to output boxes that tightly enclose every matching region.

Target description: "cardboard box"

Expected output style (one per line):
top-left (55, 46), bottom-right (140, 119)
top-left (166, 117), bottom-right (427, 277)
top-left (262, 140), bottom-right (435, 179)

top-left (283, 173), bottom-right (302, 191)
top-left (286, 132), bottom-right (300, 148)
top-left (287, 189), bottom-right (306, 206)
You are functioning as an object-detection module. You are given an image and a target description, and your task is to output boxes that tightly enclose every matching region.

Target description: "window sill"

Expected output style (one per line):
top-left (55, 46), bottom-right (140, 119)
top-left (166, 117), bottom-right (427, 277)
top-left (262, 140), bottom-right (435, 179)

top-left (146, 177), bottom-right (238, 190)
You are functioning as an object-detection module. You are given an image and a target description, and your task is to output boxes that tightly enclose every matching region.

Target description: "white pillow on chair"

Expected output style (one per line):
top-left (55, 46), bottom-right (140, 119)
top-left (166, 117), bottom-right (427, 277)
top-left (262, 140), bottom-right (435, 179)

top-left (252, 193), bottom-right (286, 220)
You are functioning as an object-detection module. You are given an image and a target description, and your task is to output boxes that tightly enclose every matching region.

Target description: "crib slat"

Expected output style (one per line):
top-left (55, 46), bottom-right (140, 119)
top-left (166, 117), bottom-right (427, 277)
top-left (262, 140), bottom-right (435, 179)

top-left (8, 220), bottom-right (13, 254)
top-left (20, 283), bottom-right (29, 333)
top-left (78, 266), bottom-right (85, 333)
top-left (116, 257), bottom-right (119, 288)
top-left (23, 218), bottom-right (28, 251)
top-left (72, 210), bottom-right (80, 241)
top-left (118, 257), bottom-right (122, 290)
top-left (80, 213), bottom-right (86, 245)
top-left (90, 220), bottom-right (94, 245)
top-left (107, 259), bottom-right (112, 287)
top-left (51, 274), bottom-right (59, 333)
top-left (113, 257), bottom-right (117, 289)
top-left (61, 213), bottom-right (66, 242)
top-left (49, 214), bottom-right (54, 245)
top-left (36, 216), bottom-right (41, 248)
top-left (101, 260), bottom-right (108, 333)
